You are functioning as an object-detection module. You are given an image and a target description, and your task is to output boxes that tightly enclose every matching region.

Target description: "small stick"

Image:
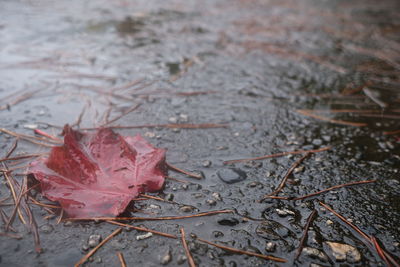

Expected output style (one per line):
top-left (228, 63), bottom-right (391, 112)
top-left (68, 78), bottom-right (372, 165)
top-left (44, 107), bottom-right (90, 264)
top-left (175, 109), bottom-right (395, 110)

top-left (383, 129), bottom-right (400, 135)
top-left (180, 227), bottom-right (196, 267)
top-left (294, 210), bottom-right (317, 260)
top-left (293, 180), bottom-right (376, 201)
top-left (166, 176), bottom-right (190, 184)
top-left (81, 123), bottom-right (229, 131)
top-left (117, 252), bottom-right (127, 267)
top-left (0, 89), bottom-right (41, 111)
top-left (75, 228), bottom-right (122, 267)
top-left (1, 165), bottom-right (26, 224)
top-left (166, 163), bottom-right (202, 179)
top-left (296, 110), bottom-right (367, 127)
top-left (34, 129), bottom-right (62, 142)
top-left (5, 179), bottom-right (26, 230)
top-left (260, 153), bottom-right (310, 200)
top-left (66, 209), bottom-right (234, 221)
top-left (196, 237), bottom-right (287, 263)
top-left (101, 103), bottom-right (141, 126)
top-left (71, 105), bottom-right (86, 128)
top-left (5, 139), bottom-right (18, 158)
top-left (0, 232), bottom-right (23, 239)
top-left (0, 153), bottom-right (46, 164)
top-left (112, 78), bottom-right (145, 92)
top-left (139, 194), bottom-right (176, 204)
top-left (28, 197), bottom-right (60, 210)
top-left (57, 209), bottom-right (64, 225)
top-left (359, 114), bottom-right (400, 120)
top-left (107, 221), bottom-right (177, 239)
top-left (224, 146), bottom-right (330, 164)
top-left (371, 236), bottom-right (391, 267)
top-left (0, 128), bottom-right (60, 146)
top-left (19, 185), bottom-right (42, 253)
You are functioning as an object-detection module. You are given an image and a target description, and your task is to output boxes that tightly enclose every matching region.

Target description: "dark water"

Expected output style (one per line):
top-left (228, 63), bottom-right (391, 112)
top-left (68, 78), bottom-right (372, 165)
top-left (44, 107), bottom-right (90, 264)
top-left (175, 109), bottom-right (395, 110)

top-left (0, 0), bottom-right (399, 266)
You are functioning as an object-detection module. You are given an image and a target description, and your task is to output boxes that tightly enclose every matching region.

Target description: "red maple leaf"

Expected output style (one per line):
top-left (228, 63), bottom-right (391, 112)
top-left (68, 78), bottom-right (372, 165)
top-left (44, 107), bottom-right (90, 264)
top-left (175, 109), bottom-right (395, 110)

top-left (29, 125), bottom-right (167, 218)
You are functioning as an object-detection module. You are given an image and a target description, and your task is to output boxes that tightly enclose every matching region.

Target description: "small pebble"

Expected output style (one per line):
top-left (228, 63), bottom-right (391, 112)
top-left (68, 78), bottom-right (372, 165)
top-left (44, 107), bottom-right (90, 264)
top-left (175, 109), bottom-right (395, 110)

top-left (324, 241), bottom-right (361, 263)
top-left (179, 114), bottom-right (188, 122)
top-left (275, 208), bottom-right (295, 217)
top-left (136, 232), bottom-right (153, 240)
top-left (293, 165), bottom-right (304, 173)
top-left (169, 117), bottom-right (178, 123)
top-left (179, 206), bottom-right (193, 212)
top-left (40, 224), bottom-right (53, 234)
top-left (206, 199), bottom-right (216, 206)
top-left (265, 242), bottom-right (276, 252)
top-left (213, 231), bottom-right (224, 238)
top-left (212, 192), bottom-right (222, 201)
top-left (165, 193), bottom-right (174, 201)
top-left (177, 254), bottom-right (187, 265)
top-left (88, 235), bottom-right (102, 248)
top-left (202, 160), bottom-right (212, 167)
top-left (144, 132), bottom-right (156, 138)
top-left (302, 247), bottom-right (328, 262)
top-left (160, 250), bottom-right (172, 265)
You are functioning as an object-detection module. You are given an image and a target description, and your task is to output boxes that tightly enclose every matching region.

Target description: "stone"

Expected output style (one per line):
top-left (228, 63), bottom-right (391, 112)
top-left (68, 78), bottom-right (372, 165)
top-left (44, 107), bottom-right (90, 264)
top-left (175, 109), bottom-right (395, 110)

top-left (324, 241), bottom-right (361, 263)
top-left (265, 242), bottom-right (276, 252)
top-left (275, 208), bottom-right (295, 217)
top-left (88, 235), bottom-right (102, 248)
top-left (217, 168), bottom-right (247, 184)
top-left (179, 206), bottom-right (194, 212)
top-left (136, 232), bottom-right (153, 240)
top-left (160, 249), bottom-right (172, 265)
top-left (302, 247), bottom-right (328, 262)
top-left (212, 192), bottom-right (222, 201)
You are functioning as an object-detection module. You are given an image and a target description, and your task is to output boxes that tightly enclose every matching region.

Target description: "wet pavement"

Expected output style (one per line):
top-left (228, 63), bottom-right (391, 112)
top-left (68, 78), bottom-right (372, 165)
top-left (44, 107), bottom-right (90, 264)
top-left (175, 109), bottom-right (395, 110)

top-left (0, 0), bottom-right (400, 266)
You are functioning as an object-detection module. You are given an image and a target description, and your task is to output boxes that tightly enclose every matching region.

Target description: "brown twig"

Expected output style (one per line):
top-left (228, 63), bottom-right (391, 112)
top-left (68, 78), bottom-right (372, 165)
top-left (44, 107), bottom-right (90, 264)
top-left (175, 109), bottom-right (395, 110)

top-left (165, 176), bottom-right (191, 184)
top-left (117, 252), bottom-right (127, 267)
top-left (180, 227), bottom-right (196, 267)
top-left (0, 128), bottom-right (58, 147)
top-left (111, 78), bottom-right (145, 92)
top-left (34, 129), bottom-right (62, 142)
top-left (196, 237), bottom-right (287, 262)
top-left (359, 114), bottom-right (400, 120)
top-left (260, 153), bottom-right (310, 200)
top-left (1, 165), bottom-right (26, 224)
top-left (0, 232), bottom-right (23, 239)
top-left (75, 228), bottom-right (122, 267)
top-left (383, 129), bottom-right (400, 135)
top-left (66, 209), bottom-right (234, 221)
top-left (107, 221), bottom-right (177, 239)
top-left (101, 103), bottom-right (141, 126)
top-left (5, 178), bottom-right (25, 231)
top-left (294, 210), bottom-right (317, 260)
top-left (82, 123), bottom-right (229, 130)
top-left (0, 89), bottom-right (41, 111)
top-left (296, 109), bottom-right (367, 127)
top-left (14, 174), bottom-right (42, 253)
top-left (292, 180), bottom-right (376, 201)
top-left (71, 105), bottom-right (86, 128)
top-left (139, 194), bottom-right (176, 204)
top-left (167, 163), bottom-right (203, 179)
top-left (0, 153), bottom-right (46, 164)
top-left (224, 146), bottom-right (330, 164)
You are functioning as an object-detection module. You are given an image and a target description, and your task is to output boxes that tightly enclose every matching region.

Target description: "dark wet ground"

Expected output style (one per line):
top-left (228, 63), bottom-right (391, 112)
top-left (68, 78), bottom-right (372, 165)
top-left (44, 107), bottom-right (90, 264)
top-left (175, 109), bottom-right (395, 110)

top-left (1, 0), bottom-right (400, 266)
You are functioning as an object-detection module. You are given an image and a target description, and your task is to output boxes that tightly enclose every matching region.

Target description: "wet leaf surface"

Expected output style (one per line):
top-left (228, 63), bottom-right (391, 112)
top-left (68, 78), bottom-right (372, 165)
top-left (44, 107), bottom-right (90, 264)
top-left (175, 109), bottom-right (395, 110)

top-left (29, 125), bottom-right (166, 218)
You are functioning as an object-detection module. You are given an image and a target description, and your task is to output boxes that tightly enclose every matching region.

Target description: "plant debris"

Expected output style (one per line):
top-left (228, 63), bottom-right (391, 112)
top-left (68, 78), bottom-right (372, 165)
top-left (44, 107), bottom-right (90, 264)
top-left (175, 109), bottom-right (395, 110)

top-left (29, 125), bottom-right (167, 218)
